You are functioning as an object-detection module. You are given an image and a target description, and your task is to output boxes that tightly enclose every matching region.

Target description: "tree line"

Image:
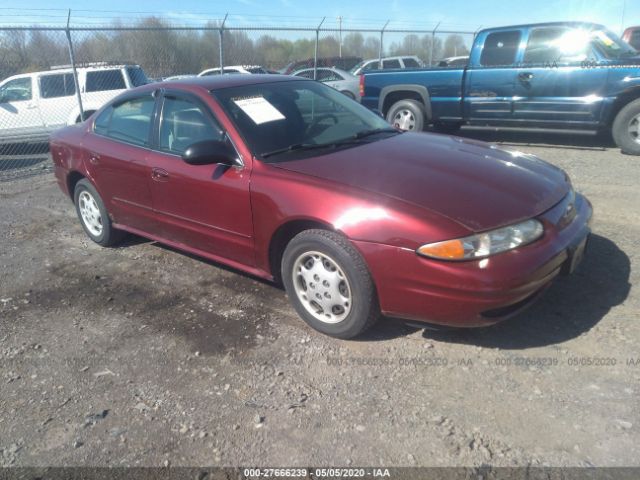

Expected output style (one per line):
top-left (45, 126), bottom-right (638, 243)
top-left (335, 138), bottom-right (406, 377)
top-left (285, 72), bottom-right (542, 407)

top-left (0, 17), bottom-right (471, 80)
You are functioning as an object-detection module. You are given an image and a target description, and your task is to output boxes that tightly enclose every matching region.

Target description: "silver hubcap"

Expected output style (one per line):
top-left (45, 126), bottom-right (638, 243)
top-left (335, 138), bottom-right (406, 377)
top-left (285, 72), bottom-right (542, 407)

top-left (78, 190), bottom-right (103, 237)
top-left (392, 109), bottom-right (416, 131)
top-left (629, 114), bottom-right (640, 144)
top-left (292, 251), bottom-right (352, 324)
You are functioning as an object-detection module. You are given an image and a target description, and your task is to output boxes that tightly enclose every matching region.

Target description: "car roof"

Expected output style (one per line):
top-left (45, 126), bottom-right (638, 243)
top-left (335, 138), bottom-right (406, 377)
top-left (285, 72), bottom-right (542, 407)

top-left (150, 74), bottom-right (305, 91)
top-left (478, 21), bottom-right (605, 35)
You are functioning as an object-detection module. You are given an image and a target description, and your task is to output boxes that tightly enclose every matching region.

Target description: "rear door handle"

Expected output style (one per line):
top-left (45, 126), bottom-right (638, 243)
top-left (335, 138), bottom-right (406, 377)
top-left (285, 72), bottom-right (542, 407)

top-left (88, 152), bottom-right (100, 165)
top-left (518, 72), bottom-right (534, 81)
top-left (151, 167), bottom-right (169, 181)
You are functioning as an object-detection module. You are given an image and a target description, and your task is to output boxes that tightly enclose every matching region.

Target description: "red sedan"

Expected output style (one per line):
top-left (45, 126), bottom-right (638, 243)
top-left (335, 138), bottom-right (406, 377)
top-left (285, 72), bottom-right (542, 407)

top-left (50, 75), bottom-right (592, 339)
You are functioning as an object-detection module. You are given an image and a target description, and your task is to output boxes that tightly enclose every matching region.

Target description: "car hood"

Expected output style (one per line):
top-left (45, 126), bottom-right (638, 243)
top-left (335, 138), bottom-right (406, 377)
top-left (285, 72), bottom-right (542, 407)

top-left (272, 132), bottom-right (570, 232)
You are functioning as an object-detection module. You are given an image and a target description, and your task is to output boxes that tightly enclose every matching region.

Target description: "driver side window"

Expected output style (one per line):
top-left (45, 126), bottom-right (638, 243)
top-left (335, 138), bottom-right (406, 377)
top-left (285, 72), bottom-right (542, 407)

top-left (0, 77), bottom-right (32, 103)
top-left (159, 96), bottom-right (223, 155)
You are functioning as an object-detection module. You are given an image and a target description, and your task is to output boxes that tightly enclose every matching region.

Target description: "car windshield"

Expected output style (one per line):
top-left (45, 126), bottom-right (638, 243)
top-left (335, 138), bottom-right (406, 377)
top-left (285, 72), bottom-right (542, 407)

top-left (212, 80), bottom-right (395, 162)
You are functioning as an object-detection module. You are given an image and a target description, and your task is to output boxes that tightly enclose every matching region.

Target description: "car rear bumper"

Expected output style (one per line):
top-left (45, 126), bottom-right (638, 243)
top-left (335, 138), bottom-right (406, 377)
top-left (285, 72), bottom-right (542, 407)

top-left (353, 193), bottom-right (593, 327)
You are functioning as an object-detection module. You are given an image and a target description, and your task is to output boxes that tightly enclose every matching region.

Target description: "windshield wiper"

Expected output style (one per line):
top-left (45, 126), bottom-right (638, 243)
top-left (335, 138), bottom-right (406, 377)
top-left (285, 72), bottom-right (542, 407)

top-left (332, 127), bottom-right (400, 145)
top-left (261, 143), bottom-right (329, 158)
top-left (260, 128), bottom-right (399, 159)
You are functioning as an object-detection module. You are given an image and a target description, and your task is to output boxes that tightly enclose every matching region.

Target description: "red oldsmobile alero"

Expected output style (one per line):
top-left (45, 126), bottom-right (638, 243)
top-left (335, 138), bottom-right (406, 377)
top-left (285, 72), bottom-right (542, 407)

top-left (50, 75), bottom-right (592, 339)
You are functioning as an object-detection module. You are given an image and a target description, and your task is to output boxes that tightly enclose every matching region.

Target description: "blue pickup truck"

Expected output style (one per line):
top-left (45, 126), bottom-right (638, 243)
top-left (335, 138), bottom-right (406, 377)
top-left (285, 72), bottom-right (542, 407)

top-left (360, 22), bottom-right (640, 154)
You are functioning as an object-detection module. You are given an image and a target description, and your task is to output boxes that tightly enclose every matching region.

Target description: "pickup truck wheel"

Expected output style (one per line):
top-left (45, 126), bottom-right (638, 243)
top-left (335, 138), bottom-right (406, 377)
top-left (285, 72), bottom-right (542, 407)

top-left (281, 229), bottom-right (380, 339)
top-left (386, 99), bottom-right (425, 132)
top-left (74, 179), bottom-right (125, 247)
top-left (612, 99), bottom-right (640, 155)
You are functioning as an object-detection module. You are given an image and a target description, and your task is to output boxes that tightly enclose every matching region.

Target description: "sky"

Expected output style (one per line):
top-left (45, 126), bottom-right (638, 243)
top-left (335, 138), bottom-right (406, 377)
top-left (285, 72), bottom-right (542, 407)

top-left (0, 0), bottom-right (638, 33)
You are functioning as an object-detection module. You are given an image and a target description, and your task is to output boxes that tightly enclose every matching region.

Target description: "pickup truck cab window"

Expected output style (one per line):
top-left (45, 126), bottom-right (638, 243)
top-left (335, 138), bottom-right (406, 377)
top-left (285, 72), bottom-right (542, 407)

top-left (480, 30), bottom-right (521, 66)
top-left (0, 77), bottom-right (32, 102)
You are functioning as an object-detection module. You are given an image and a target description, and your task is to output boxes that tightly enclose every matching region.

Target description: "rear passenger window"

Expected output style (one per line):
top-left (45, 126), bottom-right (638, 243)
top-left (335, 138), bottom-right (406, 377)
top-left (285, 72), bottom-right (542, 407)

top-left (403, 58), bottom-right (420, 68)
top-left (40, 73), bottom-right (76, 98)
top-left (382, 59), bottom-right (401, 69)
top-left (86, 70), bottom-right (126, 92)
top-left (96, 96), bottom-right (155, 147)
top-left (480, 31), bottom-right (521, 67)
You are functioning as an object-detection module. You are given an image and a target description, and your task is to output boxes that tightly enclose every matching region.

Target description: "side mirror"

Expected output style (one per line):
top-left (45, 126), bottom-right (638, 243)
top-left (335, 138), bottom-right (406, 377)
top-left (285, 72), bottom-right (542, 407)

top-left (182, 139), bottom-right (241, 167)
top-left (0, 95), bottom-right (8, 104)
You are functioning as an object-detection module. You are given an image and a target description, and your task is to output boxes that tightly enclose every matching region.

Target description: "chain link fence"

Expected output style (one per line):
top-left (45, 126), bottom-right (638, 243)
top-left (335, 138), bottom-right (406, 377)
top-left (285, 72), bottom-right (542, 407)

top-left (0, 19), bottom-right (477, 181)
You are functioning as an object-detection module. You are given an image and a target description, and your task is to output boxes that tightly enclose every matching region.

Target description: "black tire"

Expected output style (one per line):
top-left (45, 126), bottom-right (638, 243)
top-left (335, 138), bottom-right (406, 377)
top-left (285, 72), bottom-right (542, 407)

top-left (432, 122), bottom-right (462, 134)
top-left (341, 90), bottom-right (356, 100)
top-left (73, 179), bottom-right (125, 247)
top-left (385, 99), bottom-right (426, 132)
top-left (281, 229), bottom-right (380, 339)
top-left (612, 98), bottom-right (640, 155)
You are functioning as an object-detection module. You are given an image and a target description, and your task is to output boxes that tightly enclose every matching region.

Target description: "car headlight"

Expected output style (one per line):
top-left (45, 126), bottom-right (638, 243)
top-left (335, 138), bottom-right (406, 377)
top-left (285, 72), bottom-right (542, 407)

top-left (416, 219), bottom-right (544, 261)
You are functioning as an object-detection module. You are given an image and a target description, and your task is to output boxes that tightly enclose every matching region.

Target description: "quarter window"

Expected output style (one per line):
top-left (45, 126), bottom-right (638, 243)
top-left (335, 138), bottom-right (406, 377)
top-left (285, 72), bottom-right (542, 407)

top-left (480, 30), bottom-right (521, 67)
top-left (159, 96), bottom-right (223, 155)
top-left (95, 96), bottom-right (155, 147)
top-left (40, 73), bottom-right (76, 99)
top-left (86, 70), bottom-right (126, 92)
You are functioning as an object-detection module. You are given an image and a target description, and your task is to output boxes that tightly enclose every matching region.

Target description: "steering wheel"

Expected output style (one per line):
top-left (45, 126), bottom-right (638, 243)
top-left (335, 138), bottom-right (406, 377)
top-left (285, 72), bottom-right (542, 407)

top-left (306, 114), bottom-right (339, 134)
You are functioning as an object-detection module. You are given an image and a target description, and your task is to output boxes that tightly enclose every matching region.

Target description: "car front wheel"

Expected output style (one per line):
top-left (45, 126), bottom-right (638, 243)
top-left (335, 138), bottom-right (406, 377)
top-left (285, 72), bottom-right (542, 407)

top-left (74, 179), bottom-right (125, 247)
top-left (612, 98), bottom-right (640, 155)
top-left (281, 230), bottom-right (380, 339)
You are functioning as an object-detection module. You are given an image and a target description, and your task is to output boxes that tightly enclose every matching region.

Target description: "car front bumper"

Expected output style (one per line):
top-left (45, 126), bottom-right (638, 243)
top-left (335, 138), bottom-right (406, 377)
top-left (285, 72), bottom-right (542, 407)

top-left (353, 193), bottom-right (593, 327)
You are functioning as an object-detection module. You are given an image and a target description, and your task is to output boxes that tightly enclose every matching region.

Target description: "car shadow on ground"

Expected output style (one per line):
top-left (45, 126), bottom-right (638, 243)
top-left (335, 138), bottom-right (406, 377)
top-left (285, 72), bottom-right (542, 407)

top-left (419, 233), bottom-right (631, 349)
top-left (124, 232), bottom-right (629, 349)
top-left (449, 127), bottom-right (616, 152)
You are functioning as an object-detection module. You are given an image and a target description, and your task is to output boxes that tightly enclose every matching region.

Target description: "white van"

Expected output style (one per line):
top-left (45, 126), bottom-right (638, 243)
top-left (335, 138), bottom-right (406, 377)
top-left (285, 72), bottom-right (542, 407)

top-left (0, 64), bottom-right (148, 144)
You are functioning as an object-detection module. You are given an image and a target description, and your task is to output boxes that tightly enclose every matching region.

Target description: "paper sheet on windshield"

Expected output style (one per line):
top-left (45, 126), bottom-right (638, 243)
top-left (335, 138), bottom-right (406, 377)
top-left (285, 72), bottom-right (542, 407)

top-left (233, 96), bottom-right (285, 124)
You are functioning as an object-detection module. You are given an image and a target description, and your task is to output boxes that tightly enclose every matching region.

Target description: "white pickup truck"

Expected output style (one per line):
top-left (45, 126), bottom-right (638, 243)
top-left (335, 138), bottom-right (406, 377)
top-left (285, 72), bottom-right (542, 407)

top-left (0, 64), bottom-right (148, 144)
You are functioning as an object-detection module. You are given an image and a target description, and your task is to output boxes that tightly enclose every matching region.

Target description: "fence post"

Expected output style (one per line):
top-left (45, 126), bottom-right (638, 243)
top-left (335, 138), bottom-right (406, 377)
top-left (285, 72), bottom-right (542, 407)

top-left (64, 10), bottom-right (85, 122)
top-left (378, 20), bottom-right (389, 69)
top-left (429, 22), bottom-right (441, 67)
top-left (314, 17), bottom-right (325, 80)
top-left (219, 13), bottom-right (228, 69)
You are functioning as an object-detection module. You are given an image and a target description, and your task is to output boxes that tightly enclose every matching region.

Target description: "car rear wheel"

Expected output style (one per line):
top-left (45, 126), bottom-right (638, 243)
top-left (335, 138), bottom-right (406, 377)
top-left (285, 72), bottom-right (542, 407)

top-left (341, 90), bottom-right (356, 100)
top-left (281, 229), bottom-right (380, 339)
top-left (74, 179), bottom-right (125, 247)
top-left (612, 98), bottom-right (640, 155)
top-left (386, 99), bottom-right (425, 132)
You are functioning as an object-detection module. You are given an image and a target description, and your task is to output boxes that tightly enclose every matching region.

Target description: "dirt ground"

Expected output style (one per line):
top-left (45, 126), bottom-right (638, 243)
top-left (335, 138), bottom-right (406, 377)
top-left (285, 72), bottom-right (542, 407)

top-left (0, 129), bottom-right (638, 468)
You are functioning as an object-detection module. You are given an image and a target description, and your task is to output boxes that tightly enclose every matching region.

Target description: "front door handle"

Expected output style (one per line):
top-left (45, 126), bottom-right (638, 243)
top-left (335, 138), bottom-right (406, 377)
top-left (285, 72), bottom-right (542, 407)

top-left (518, 72), bottom-right (534, 81)
top-left (151, 167), bottom-right (169, 181)
top-left (25, 103), bottom-right (38, 110)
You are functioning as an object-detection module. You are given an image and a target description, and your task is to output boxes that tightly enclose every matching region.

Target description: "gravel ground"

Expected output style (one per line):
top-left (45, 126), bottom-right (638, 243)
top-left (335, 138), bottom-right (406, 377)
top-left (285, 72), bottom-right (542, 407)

top-left (0, 129), bottom-right (638, 468)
